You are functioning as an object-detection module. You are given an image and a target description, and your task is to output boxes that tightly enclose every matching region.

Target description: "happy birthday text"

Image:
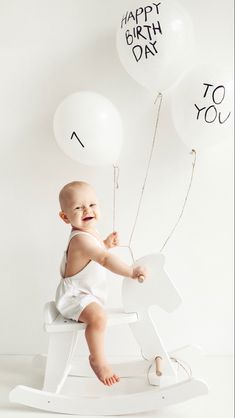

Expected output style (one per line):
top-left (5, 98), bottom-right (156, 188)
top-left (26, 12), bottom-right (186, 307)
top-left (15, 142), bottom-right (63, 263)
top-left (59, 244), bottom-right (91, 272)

top-left (120, 3), bottom-right (162, 63)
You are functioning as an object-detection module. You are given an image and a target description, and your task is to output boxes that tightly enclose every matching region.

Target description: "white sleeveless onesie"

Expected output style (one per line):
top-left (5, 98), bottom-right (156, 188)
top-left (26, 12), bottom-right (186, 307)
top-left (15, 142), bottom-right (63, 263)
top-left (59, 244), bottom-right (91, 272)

top-left (55, 230), bottom-right (108, 322)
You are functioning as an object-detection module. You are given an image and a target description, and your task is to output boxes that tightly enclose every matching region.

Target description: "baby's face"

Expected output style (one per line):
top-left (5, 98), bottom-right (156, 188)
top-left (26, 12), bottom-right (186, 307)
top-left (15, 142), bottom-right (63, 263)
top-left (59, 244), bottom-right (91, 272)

top-left (61, 185), bottom-right (101, 230)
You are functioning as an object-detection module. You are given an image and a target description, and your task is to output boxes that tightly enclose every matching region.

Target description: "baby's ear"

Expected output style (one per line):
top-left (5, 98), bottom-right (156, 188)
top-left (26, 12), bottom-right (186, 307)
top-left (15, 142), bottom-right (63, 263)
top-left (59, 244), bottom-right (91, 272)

top-left (59, 211), bottom-right (70, 224)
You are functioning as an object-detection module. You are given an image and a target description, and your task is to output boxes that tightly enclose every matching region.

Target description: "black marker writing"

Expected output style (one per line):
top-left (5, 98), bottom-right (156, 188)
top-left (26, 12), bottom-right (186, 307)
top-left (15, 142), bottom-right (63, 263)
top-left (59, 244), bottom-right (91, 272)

top-left (121, 2), bottom-right (162, 63)
top-left (194, 83), bottom-right (231, 125)
top-left (71, 132), bottom-right (85, 147)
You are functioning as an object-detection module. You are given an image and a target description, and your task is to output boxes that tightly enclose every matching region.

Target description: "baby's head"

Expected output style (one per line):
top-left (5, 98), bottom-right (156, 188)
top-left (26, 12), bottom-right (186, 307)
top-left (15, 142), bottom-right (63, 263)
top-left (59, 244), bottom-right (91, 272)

top-left (59, 181), bottom-right (101, 230)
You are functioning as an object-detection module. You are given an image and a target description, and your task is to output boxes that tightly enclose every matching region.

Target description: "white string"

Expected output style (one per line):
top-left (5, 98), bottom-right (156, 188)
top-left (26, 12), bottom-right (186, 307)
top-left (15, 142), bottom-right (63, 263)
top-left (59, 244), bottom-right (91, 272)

top-left (170, 356), bottom-right (193, 379)
top-left (147, 356), bottom-right (192, 386)
top-left (113, 93), bottom-right (163, 263)
top-left (159, 149), bottom-right (197, 253)
top-left (112, 96), bottom-right (197, 261)
top-left (127, 93), bottom-right (163, 260)
top-left (113, 163), bottom-right (136, 263)
top-left (113, 164), bottom-right (120, 232)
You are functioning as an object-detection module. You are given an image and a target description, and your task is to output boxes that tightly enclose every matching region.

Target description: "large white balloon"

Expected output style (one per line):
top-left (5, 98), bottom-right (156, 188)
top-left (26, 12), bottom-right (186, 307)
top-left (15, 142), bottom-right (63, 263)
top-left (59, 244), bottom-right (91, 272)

top-left (53, 91), bottom-right (123, 166)
top-left (170, 64), bottom-right (234, 151)
top-left (116, 0), bottom-right (194, 93)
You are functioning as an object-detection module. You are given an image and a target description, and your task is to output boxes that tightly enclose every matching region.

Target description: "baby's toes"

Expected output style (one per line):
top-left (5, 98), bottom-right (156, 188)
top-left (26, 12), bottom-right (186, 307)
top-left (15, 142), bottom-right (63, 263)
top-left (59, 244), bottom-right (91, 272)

top-left (106, 378), bottom-right (113, 386)
top-left (111, 376), bottom-right (118, 385)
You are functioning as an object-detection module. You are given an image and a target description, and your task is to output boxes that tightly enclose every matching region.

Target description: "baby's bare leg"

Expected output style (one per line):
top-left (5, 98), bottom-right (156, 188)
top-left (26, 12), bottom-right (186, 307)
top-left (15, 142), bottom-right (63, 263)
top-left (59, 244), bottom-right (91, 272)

top-left (78, 302), bottom-right (120, 386)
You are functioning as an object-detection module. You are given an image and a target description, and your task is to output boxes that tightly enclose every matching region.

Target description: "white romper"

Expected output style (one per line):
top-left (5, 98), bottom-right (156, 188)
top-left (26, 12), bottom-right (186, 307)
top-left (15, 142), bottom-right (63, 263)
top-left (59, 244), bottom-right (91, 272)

top-left (55, 230), bottom-right (108, 322)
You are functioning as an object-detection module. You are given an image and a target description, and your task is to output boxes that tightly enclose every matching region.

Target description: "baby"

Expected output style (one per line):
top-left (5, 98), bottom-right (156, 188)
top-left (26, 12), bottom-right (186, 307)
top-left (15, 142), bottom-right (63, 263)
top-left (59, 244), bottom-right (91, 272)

top-left (55, 181), bottom-right (148, 387)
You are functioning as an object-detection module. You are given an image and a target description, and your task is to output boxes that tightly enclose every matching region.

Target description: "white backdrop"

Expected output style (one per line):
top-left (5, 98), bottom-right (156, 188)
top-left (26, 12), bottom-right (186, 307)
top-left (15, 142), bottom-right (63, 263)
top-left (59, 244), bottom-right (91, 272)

top-left (0, 0), bottom-right (233, 356)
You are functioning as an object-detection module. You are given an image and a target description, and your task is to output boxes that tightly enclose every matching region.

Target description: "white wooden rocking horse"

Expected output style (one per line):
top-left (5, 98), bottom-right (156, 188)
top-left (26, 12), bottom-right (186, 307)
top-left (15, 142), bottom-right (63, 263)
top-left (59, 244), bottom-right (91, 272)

top-left (9, 253), bottom-right (208, 415)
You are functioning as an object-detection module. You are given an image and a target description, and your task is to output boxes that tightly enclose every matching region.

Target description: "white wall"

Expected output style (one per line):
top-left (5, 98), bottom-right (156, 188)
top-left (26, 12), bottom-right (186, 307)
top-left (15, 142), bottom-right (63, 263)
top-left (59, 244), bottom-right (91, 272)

top-left (0, 0), bottom-right (233, 356)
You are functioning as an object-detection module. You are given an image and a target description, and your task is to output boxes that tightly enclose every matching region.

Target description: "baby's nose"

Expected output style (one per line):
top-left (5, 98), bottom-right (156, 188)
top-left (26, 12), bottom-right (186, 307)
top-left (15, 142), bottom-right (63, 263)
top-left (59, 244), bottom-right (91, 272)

top-left (83, 206), bottom-right (91, 214)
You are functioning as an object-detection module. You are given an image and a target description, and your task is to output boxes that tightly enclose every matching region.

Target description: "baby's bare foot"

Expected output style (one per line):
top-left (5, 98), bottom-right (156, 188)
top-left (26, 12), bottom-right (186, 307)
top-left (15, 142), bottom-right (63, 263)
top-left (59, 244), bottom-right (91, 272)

top-left (89, 355), bottom-right (120, 386)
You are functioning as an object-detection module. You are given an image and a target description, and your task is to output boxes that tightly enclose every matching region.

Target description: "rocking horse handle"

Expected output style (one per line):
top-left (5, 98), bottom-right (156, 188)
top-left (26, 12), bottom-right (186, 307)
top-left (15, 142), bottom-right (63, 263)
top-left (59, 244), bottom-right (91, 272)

top-left (138, 275), bottom-right (145, 283)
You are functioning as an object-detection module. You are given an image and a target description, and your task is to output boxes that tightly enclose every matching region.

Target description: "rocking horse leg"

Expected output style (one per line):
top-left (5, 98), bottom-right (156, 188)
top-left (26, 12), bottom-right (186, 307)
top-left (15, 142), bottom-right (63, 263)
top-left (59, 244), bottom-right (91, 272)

top-left (43, 331), bottom-right (79, 393)
top-left (129, 309), bottom-right (176, 378)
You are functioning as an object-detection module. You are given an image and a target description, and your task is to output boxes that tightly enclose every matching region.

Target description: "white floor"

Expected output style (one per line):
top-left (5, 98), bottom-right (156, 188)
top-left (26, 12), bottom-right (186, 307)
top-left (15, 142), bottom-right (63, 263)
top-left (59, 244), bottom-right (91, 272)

top-left (0, 355), bottom-right (233, 418)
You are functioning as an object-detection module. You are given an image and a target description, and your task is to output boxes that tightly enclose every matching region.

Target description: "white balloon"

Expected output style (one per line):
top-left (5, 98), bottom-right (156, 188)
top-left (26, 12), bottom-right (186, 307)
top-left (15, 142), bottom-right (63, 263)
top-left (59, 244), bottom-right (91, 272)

top-left (53, 91), bottom-right (123, 166)
top-left (116, 0), bottom-right (194, 93)
top-left (170, 64), bottom-right (234, 151)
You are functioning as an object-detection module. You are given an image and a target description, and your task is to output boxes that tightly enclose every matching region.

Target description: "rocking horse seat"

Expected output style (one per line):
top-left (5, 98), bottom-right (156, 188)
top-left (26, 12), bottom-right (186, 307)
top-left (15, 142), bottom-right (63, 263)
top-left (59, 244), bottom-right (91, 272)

top-left (44, 302), bottom-right (139, 333)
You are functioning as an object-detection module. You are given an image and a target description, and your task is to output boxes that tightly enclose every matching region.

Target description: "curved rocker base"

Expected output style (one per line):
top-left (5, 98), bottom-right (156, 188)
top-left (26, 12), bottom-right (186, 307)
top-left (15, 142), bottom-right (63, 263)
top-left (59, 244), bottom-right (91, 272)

top-left (10, 378), bottom-right (208, 416)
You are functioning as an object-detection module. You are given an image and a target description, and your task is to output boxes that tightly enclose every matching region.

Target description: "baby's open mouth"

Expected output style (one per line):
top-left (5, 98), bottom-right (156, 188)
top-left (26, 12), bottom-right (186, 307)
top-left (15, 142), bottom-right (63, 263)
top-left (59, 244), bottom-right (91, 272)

top-left (83, 217), bottom-right (94, 221)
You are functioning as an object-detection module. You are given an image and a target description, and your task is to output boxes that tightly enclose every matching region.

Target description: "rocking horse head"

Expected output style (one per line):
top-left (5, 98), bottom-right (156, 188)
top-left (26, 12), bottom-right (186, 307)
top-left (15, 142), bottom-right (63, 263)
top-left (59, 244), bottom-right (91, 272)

top-left (122, 253), bottom-right (182, 314)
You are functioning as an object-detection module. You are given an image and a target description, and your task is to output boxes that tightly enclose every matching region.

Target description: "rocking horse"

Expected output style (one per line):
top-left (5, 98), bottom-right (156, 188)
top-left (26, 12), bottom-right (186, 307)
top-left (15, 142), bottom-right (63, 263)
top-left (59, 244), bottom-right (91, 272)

top-left (9, 252), bottom-right (208, 415)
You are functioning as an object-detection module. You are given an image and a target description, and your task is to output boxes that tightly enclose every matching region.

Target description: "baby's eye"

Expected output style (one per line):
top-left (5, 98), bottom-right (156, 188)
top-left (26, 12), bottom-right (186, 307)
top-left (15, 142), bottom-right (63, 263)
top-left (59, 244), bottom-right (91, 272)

top-left (75, 207), bottom-right (82, 210)
top-left (90, 204), bottom-right (96, 207)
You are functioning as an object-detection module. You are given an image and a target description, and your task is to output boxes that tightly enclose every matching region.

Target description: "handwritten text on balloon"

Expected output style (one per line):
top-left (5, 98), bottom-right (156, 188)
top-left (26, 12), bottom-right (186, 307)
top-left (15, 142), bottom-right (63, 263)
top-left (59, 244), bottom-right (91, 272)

top-left (194, 84), bottom-right (231, 125)
top-left (120, 2), bottom-right (162, 62)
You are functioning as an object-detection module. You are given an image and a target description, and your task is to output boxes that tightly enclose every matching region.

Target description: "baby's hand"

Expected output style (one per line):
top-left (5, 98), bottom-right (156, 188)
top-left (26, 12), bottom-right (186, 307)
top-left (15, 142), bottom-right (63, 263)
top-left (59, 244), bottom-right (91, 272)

top-left (104, 231), bottom-right (120, 249)
top-left (131, 265), bottom-right (149, 282)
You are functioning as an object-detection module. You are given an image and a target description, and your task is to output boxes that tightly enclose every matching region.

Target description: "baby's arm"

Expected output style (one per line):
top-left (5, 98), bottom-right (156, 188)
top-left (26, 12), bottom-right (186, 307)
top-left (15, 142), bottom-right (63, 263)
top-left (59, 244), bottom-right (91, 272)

top-left (72, 235), bottom-right (147, 279)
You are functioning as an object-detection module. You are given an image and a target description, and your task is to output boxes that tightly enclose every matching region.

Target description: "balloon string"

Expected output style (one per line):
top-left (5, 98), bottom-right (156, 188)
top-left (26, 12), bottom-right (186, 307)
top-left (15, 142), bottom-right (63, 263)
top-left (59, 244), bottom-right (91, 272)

top-left (113, 93), bottom-right (163, 263)
top-left (159, 149), bottom-right (197, 253)
top-left (112, 164), bottom-right (120, 232)
top-left (112, 164), bottom-right (135, 261)
top-left (112, 96), bottom-right (197, 264)
top-left (127, 92), bottom-right (163, 261)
